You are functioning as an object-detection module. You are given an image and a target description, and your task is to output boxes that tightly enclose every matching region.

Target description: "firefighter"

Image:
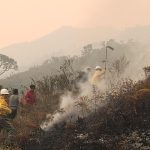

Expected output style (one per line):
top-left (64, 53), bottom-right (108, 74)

top-left (0, 89), bottom-right (15, 143)
top-left (91, 66), bottom-right (105, 86)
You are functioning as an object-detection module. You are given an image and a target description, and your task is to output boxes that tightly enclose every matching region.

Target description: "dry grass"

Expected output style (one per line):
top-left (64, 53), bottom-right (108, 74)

top-left (1, 64), bottom-right (150, 149)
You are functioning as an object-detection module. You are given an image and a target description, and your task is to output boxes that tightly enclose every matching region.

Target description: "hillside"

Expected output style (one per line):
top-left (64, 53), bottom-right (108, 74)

top-left (21, 76), bottom-right (150, 150)
top-left (0, 26), bottom-right (118, 71)
top-left (1, 25), bottom-right (150, 73)
top-left (2, 70), bottom-right (149, 150)
top-left (0, 26), bottom-right (150, 150)
top-left (1, 39), bottom-right (149, 88)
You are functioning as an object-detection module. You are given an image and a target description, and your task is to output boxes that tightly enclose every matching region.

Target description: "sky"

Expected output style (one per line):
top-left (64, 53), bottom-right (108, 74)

top-left (0, 0), bottom-right (150, 48)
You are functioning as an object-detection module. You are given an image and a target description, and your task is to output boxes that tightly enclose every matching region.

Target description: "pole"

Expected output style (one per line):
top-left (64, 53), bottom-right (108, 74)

top-left (105, 46), bottom-right (108, 71)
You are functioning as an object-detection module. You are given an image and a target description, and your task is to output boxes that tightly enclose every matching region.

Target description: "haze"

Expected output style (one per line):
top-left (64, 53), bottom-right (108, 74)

top-left (0, 0), bottom-right (150, 48)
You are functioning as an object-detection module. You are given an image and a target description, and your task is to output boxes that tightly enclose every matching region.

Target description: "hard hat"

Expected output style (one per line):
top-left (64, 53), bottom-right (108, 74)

top-left (95, 66), bottom-right (102, 70)
top-left (1, 89), bottom-right (9, 95)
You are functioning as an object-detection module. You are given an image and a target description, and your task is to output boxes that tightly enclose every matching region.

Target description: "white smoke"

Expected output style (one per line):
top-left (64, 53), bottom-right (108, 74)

top-left (41, 76), bottom-right (107, 131)
top-left (40, 92), bottom-right (78, 131)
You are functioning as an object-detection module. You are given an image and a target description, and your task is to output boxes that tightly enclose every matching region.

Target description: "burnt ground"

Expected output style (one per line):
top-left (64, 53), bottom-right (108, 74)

top-left (21, 110), bottom-right (150, 150)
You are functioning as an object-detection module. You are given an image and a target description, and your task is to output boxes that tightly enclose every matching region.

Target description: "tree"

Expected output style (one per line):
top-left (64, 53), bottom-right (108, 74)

top-left (110, 55), bottom-right (130, 77)
top-left (81, 44), bottom-right (93, 56)
top-left (0, 54), bottom-right (18, 76)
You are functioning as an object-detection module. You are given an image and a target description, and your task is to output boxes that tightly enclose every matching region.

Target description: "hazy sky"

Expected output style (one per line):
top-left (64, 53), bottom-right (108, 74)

top-left (0, 0), bottom-right (150, 48)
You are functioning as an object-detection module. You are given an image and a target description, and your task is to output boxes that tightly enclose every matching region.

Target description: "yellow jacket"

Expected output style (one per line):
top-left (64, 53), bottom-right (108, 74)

top-left (0, 96), bottom-right (11, 116)
top-left (91, 70), bottom-right (105, 85)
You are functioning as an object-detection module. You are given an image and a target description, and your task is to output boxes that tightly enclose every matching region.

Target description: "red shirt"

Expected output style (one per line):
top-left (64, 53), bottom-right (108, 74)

top-left (24, 90), bottom-right (36, 105)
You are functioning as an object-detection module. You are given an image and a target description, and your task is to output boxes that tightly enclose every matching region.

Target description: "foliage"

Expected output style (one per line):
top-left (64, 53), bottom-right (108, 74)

top-left (0, 39), bottom-right (141, 87)
top-left (143, 66), bottom-right (150, 78)
top-left (18, 75), bottom-right (150, 150)
top-left (110, 55), bottom-right (130, 77)
top-left (0, 54), bottom-right (18, 76)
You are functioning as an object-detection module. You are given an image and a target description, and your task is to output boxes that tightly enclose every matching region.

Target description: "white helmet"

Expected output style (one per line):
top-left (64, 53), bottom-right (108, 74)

top-left (1, 89), bottom-right (9, 95)
top-left (95, 66), bottom-right (102, 70)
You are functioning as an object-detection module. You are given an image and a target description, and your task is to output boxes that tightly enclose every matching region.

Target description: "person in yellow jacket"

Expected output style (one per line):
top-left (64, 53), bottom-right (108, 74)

top-left (91, 66), bottom-right (105, 86)
top-left (0, 89), bottom-right (15, 141)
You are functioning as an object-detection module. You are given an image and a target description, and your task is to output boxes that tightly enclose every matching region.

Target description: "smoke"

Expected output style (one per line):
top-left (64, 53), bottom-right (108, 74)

top-left (40, 92), bottom-right (77, 131)
top-left (124, 46), bottom-right (150, 80)
top-left (41, 75), bottom-right (107, 131)
top-left (41, 40), bottom-right (150, 131)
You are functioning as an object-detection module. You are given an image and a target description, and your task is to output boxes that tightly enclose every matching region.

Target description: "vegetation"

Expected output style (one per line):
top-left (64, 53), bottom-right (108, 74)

top-left (0, 39), bottom-right (143, 88)
top-left (0, 54), bottom-right (18, 76)
top-left (0, 41), bottom-right (149, 149)
top-left (0, 64), bottom-right (149, 149)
